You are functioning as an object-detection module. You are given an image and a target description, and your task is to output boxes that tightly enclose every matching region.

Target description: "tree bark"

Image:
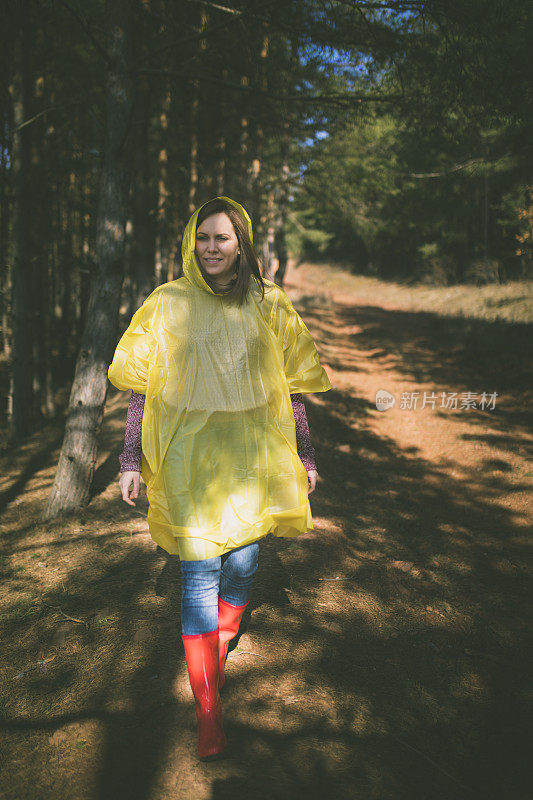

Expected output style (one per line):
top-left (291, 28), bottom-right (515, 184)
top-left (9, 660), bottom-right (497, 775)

top-left (44, 0), bottom-right (134, 519)
top-left (154, 84), bottom-right (170, 286)
top-left (187, 8), bottom-right (208, 215)
top-left (0, 97), bottom-right (12, 361)
top-left (274, 31), bottom-right (298, 288)
top-left (8, 0), bottom-right (35, 441)
top-left (262, 189), bottom-right (276, 280)
top-left (250, 28), bottom-right (269, 231)
top-left (129, 72), bottom-right (155, 309)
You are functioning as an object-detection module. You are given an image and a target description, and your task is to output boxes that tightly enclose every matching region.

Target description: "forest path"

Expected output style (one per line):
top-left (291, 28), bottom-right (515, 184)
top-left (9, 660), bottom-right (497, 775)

top-left (0, 261), bottom-right (531, 800)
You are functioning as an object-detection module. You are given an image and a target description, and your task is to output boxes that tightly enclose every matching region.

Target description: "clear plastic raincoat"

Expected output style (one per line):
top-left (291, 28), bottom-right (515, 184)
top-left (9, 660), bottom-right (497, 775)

top-left (108, 196), bottom-right (332, 560)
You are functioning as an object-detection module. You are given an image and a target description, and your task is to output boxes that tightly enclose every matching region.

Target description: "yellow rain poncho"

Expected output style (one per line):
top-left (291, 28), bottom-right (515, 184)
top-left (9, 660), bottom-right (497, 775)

top-left (108, 196), bottom-right (332, 560)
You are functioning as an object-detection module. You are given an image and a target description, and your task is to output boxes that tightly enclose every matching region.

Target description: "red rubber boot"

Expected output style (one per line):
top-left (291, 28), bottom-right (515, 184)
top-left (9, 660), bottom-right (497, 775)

top-left (181, 629), bottom-right (227, 759)
top-left (218, 597), bottom-right (249, 689)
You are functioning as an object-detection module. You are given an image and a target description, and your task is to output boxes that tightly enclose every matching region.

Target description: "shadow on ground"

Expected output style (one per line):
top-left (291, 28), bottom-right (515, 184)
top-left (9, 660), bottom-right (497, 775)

top-left (0, 292), bottom-right (531, 800)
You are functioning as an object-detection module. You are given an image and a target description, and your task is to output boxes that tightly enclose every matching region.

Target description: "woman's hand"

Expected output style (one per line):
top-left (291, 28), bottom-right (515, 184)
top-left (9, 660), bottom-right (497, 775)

top-left (119, 470), bottom-right (141, 506)
top-left (307, 469), bottom-right (318, 494)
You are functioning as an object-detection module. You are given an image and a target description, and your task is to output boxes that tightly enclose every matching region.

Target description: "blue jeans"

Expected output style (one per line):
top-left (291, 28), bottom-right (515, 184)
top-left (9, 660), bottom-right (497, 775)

top-left (179, 542), bottom-right (260, 635)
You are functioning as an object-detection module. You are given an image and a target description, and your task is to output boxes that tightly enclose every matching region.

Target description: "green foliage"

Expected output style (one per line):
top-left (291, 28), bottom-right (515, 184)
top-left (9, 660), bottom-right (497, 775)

top-left (295, 106), bottom-right (531, 283)
top-left (284, 0), bottom-right (533, 285)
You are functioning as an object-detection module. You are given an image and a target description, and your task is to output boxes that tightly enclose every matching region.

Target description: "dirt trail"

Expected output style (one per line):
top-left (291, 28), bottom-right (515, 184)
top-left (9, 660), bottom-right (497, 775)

top-left (0, 262), bottom-right (531, 800)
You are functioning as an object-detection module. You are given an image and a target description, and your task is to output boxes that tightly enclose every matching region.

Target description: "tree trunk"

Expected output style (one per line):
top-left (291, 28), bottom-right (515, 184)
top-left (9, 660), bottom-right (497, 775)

top-left (273, 126), bottom-right (290, 287)
top-left (187, 8), bottom-right (207, 215)
top-left (79, 178), bottom-right (92, 336)
top-left (44, 0), bottom-right (134, 519)
top-left (154, 84), bottom-right (170, 286)
top-left (130, 72), bottom-right (155, 309)
top-left (188, 82), bottom-right (199, 215)
top-left (8, 0), bottom-right (35, 441)
top-left (0, 102), bottom-right (12, 361)
top-left (274, 32), bottom-right (298, 288)
top-left (213, 66), bottom-right (229, 199)
top-left (262, 189), bottom-right (276, 280)
top-left (239, 73), bottom-right (251, 202)
top-left (250, 29), bottom-right (269, 232)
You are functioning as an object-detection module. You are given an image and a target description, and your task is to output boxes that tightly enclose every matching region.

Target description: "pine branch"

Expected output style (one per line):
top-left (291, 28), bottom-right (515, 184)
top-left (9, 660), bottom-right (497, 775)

top-left (135, 67), bottom-right (404, 106)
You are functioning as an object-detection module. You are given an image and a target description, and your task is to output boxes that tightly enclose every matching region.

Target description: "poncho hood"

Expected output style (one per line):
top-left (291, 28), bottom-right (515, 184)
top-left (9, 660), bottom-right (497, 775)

top-left (181, 196), bottom-right (254, 295)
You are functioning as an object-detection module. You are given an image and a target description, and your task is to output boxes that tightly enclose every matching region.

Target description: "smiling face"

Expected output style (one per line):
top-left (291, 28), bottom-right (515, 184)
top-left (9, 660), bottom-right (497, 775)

top-left (195, 212), bottom-right (240, 290)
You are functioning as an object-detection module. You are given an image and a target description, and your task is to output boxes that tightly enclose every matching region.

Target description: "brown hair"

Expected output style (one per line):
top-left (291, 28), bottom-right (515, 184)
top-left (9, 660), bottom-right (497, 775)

top-left (195, 198), bottom-right (266, 305)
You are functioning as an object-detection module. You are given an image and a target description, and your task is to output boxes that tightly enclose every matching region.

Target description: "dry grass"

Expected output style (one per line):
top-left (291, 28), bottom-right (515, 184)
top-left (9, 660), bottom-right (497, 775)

top-left (293, 261), bottom-right (533, 324)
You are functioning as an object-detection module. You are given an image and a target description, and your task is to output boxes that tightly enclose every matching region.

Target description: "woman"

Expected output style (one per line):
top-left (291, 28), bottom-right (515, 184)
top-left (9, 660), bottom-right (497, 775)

top-left (108, 196), bottom-right (332, 760)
